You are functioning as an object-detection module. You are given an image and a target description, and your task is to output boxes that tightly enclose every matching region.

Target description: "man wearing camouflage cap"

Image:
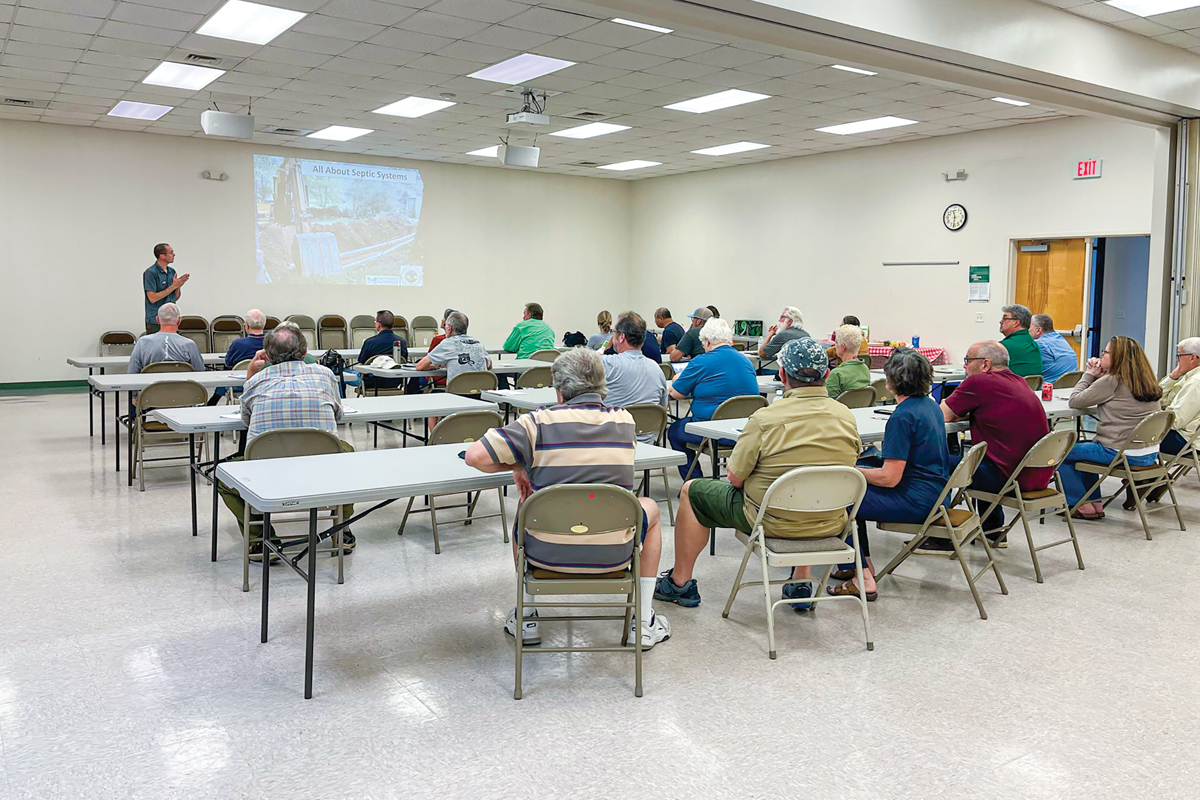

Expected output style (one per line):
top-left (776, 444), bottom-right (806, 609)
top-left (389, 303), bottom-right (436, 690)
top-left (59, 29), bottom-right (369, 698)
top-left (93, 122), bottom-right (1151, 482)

top-left (656, 337), bottom-right (863, 612)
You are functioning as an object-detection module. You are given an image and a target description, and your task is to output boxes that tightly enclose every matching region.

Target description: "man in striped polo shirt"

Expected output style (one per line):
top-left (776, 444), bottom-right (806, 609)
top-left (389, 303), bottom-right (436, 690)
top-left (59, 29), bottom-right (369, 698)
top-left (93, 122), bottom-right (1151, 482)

top-left (465, 347), bottom-right (671, 650)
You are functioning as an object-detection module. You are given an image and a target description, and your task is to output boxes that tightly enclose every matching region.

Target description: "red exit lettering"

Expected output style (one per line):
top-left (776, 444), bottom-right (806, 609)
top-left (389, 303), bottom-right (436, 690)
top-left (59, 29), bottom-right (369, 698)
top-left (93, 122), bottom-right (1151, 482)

top-left (1075, 159), bottom-right (1102, 179)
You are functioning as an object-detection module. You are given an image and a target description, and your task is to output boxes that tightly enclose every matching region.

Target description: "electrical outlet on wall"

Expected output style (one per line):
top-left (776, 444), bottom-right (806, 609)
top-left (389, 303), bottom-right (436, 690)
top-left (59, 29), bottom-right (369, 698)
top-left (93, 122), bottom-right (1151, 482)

top-left (974, 313), bottom-right (985, 323)
top-left (1116, 310), bottom-right (1126, 320)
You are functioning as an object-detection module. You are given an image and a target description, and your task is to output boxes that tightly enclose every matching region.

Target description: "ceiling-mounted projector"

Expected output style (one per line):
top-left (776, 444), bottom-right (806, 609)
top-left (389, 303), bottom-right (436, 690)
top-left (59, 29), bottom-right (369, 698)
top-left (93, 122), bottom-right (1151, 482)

top-left (201, 109), bottom-right (254, 139)
top-left (506, 111), bottom-right (549, 126)
top-left (498, 144), bottom-right (540, 168)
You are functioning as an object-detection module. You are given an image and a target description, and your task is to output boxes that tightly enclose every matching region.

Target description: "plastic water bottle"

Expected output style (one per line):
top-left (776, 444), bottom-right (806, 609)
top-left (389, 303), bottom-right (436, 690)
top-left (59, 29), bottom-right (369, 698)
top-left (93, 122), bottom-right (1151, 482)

top-left (912, 333), bottom-right (920, 349)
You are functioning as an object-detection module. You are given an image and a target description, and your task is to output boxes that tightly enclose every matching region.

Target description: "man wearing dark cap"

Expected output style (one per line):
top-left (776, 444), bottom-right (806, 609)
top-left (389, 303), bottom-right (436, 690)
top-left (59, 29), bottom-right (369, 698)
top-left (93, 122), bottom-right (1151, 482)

top-left (656, 337), bottom-right (862, 612)
top-left (668, 306), bottom-right (713, 362)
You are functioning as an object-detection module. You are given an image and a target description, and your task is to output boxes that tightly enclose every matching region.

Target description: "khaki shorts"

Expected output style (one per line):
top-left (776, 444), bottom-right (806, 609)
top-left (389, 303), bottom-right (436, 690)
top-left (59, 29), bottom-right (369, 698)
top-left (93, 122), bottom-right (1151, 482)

top-left (687, 479), bottom-right (751, 532)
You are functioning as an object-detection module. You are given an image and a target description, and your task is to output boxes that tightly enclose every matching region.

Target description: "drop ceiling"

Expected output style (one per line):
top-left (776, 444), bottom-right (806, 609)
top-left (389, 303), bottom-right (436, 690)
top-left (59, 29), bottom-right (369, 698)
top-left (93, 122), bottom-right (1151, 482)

top-left (0, 0), bottom-right (1073, 178)
top-left (1032, 1), bottom-right (1200, 54)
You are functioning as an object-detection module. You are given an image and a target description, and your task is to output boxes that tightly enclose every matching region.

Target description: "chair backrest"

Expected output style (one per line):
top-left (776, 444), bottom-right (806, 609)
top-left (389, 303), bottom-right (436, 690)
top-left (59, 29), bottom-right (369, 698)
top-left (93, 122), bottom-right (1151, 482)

top-left (660, 363), bottom-right (675, 381)
top-left (1053, 370), bottom-right (1083, 389)
top-left (759, 465), bottom-right (868, 522)
top-left (1017, 429), bottom-right (1078, 473)
top-left (245, 427), bottom-right (343, 461)
top-left (529, 349), bottom-right (561, 362)
top-left (445, 370), bottom-right (498, 396)
top-left (947, 441), bottom-right (989, 491)
top-left (264, 316), bottom-right (281, 331)
top-left (350, 314), bottom-right (376, 348)
top-left (211, 315), bottom-right (245, 353)
top-left (410, 315), bottom-right (437, 346)
top-left (286, 314), bottom-right (318, 350)
top-left (318, 315), bottom-right (348, 349)
top-left (393, 316), bottom-right (410, 344)
top-left (731, 341), bottom-right (746, 351)
top-left (428, 409), bottom-right (504, 445)
top-left (871, 377), bottom-right (895, 404)
top-left (836, 386), bottom-right (877, 409)
top-left (516, 484), bottom-right (644, 574)
top-left (1123, 409), bottom-right (1175, 451)
top-left (516, 366), bottom-right (553, 389)
top-left (713, 394), bottom-right (768, 420)
top-left (99, 330), bottom-right (136, 356)
top-left (177, 315), bottom-right (210, 352)
top-left (626, 403), bottom-right (668, 440)
top-left (142, 360), bottom-right (196, 373)
top-left (1024, 374), bottom-right (1044, 391)
top-left (232, 359), bottom-right (253, 370)
top-left (135, 380), bottom-right (207, 414)
top-left (411, 315), bottom-right (437, 330)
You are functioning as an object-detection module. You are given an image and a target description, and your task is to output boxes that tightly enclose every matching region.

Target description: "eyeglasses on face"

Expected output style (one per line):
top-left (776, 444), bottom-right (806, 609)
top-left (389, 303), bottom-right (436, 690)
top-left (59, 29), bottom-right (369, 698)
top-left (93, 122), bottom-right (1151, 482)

top-left (963, 356), bottom-right (987, 364)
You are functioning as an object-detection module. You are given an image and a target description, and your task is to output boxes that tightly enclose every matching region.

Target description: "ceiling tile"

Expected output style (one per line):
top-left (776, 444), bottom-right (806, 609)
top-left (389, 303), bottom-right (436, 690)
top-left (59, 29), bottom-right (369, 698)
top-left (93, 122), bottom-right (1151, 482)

top-left (642, 59), bottom-right (726, 80)
top-left (23, 0), bottom-right (114, 18)
top-left (568, 20), bottom-right (660, 48)
top-left (369, 26), bottom-right (456, 52)
top-left (627, 35), bottom-right (718, 59)
top-left (7, 24), bottom-right (96, 49)
top-left (464, 24), bottom-right (555, 49)
top-left (321, 0), bottom-right (418, 25)
top-left (15, 6), bottom-right (103, 34)
top-left (270, 31), bottom-right (358, 56)
top-left (588, 49), bottom-right (671, 71)
top-left (401, 10), bottom-right (491, 38)
top-left (291, 15), bottom-right (387, 41)
top-left (426, 0), bottom-right (527, 24)
top-left (500, 7), bottom-right (595, 35)
top-left (684, 46), bottom-right (768, 69)
top-left (100, 20), bottom-right (187, 47)
top-left (111, 2), bottom-right (203, 31)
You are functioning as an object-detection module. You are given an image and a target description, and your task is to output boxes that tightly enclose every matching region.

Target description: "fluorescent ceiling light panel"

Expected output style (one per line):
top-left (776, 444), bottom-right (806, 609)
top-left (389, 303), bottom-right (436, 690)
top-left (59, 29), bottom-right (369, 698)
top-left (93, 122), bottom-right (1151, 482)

top-left (692, 141), bottom-right (770, 156)
top-left (143, 61), bottom-right (225, 91)
top-left (1105, 0), bottom-right (1200, 16)
top-left (611, 18), bottom-right (673, 33)
top-left (599, 160), bottom-right (661, 171)
top-left (467, 145), bottom-right (499, 157)
top-left (197, 0), bottom-right (305, 45)
top-left (107, 100), bottom-right (173, 120)
top-left (307, 125), bottom-right (372, 141)
top-left (374, 96), bottom-right (455, 118)
top-left (992, 97), bottom-right (1030, 106)
top-left (664, 89), bottom-right (770, 113)
top-left (549, 122), bottom-right (630, 139)
top-left (816, 116), bottom-right (918, 135)
top-left (469, 53), bottom-right (574, 84)
top-left (831, 65), bottom-right (877, 76)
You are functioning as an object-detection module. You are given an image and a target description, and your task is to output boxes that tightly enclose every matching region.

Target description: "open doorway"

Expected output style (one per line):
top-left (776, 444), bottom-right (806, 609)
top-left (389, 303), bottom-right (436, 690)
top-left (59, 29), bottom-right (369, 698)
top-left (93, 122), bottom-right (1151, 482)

top-left (1014, 238), bottom-right (1086, 367)
top-left (1087, 235), bottom-right (1151, 357)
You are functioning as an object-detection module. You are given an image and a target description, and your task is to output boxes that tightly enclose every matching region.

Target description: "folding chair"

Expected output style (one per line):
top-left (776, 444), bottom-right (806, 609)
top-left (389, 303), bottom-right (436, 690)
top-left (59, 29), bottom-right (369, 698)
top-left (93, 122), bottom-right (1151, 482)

top-left (211, 315), bottom-right (245, 353)
top-left (1161, 425), bottom-right (1200, 491)
top-left (836, 386), bottom-right (877, 409)
top-left (721, 466), bottom-right (872, 658)
top-left (264, 316), bottom-right (281, 332)
top-left (133, 380), bottom-right (207, 492)
top-left (349, 315), bottom-right (376, 348)
top-left (871, 378), bottom-right (895, 405)
top-left (1023, 374), bottom-right (1044, 392)
top-left (1054, 371), bottom-right (1083, 389)
top-left (177, 316), bottom-right (210, 352)
top-left (445, 370), bottom-right (498, 398)
top-left (682, 395), bottom-right (768, 482)
top-left (529, 349), bottom-right (560, 363)
top-left (99, 331), bottom-right (136, 356)
top-left (398, 411), bottom-right (507, 553)
top-left (1072, 410), bottom-right (1185, 539)
top-left (514, 484), bottom-right (647, 699)
top-left (874, 443), bottom-right (1009, 619)
top-left (626, 403), bottom-right (675, 525)
top-left (141, 361), bottom-right (195, 374)
top-left (318, 314), bottom-right (348, 349)
top-left (241, 428), bottom-right (346, 592)
top-left (966, 430), bottom-right (1084, 584)
top-left (285, 315), bottom-right (318, 350)
top-left (393, 316), bottom-right (410, 345)
top-left (410, 315), bottom-right (438, 347)
top-left (516, 366), bottom-right (553, 389)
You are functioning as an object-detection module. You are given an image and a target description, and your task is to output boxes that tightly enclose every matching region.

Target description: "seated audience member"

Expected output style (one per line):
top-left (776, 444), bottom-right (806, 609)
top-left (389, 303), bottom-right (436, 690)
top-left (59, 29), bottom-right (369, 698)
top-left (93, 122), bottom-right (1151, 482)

top-left (415, 311), bottom-right (491, 381)
top-left (757, 307), bottom-right (810, 369)
top-left (464, 348), bottom-right (671, 649)
top-left (209, 309), bottom-right (268, 405)
top-left (604, 321), bottom-right (661, 362)
top-left (655, 338), bottom-right (862, 611)
top-left (827, 315), bottom-right (872, 365)
top-left (656, 308), bottom-right (686, 355)
top-left (826, 324), bottom-right (872, 398)
top-left (667, 317), bottom-right (759, 479)
top-left (503, 302), bottom-right (556, 358)
top-left (425, 308), bottom-right (456, 386)
top-left (602, 312), bottom-right (669, 442)
top-left (828, 349), bottom-right (950, 601)
top-left (357, 310), bottom-right (409, 392)
top-left (1061, 336), bottom-right (1162, 519)
top-left (669, 307), bottom-right (713, 362)
top-left (128, 302), bottom-right (205, 374)
top-left (999, 304), bottom-right (1043, 378)
top-left (218, 322), bottom-right (356, 554)
top-left (935, 341), bottom-right (1051, 549)
top-left (1031, 314), bottom-right (1080, 384)
top-left (588, 311), bottom-right (613, 350)
top-left (707, 305), bottom-right (720, 318)
top-left (1160, 337), bottom-right (1200, 456)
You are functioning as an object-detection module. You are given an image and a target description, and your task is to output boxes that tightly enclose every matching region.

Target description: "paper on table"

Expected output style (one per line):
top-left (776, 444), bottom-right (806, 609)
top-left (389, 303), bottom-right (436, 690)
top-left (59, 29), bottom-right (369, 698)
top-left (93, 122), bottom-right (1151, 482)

top-left (342, 407), bottom-right (360, 414)
top-left (229, 371), bottom-right (246, 378)
top-left (220, 413), bottom-right (241, 420)
top-left (492, 389), bottom-right (527, 396)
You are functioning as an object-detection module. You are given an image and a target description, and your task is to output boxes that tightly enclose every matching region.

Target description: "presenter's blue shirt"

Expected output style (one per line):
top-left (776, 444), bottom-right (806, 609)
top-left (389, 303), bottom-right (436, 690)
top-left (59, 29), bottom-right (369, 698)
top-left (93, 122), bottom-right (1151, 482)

top-left (143, 262), bottom-right (178, 323)
top-left (671, 344), bottom-right (758, 421)
top-left (880, 396), bottom-right (950, 510)
top-left (1035, 331), bottom-right (1079, 383)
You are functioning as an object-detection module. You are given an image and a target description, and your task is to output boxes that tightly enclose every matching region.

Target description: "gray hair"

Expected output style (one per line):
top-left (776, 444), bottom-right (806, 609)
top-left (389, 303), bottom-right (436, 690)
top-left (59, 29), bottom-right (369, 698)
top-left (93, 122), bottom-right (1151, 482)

top-left (1003, 304), bottom-right (1032, 329)
top-left (264, 321), bottom-right (307, 364)
top-left (975, 341), bottom-right (1009, 367)
top-left (245, 308), bottom-right (266, 332)
top-left (442, 308), bottom-right (456, 322)
top-left (157, 302), bottom-right (181, 326)
top-left (1030, 313), bottom-right (1053, 333)
top-left (834, 324), bottom-right (863, 353)
top-left (445, 311), bottom-right (469, 336)
top-left (699, 317), bottom-right (733, 347)
top-left (1179, 337), bottom-right (1200, 357)
top-left (884, 348), bottom-right (933, 398)
top-left (552, 347), bottom-right (607, 401)
top-left (782, 307), bottom-right (804, 327)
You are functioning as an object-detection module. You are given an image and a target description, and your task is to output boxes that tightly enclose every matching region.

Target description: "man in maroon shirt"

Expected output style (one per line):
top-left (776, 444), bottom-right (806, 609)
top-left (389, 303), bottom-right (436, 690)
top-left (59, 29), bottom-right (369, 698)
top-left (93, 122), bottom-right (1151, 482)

top-left (933, 340), bottom-right (1051, 550)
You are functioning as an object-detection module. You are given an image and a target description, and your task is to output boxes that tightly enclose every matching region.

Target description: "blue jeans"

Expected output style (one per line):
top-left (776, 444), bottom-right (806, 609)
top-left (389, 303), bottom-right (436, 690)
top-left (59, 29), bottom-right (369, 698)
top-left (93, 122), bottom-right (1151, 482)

top-left (951, 454), bottom-right (1008, 533)
top-left (668, 417), bottom-right (735, 480)
top-left (1058, 441), bottom-right (1157, 506)
top-left (1161, 429), bottom-right (1188, 456)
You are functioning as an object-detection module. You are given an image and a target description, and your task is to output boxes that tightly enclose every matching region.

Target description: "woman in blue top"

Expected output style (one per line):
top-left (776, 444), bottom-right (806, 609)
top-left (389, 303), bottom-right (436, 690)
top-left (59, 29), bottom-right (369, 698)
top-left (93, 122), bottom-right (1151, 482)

top-left (666, 317), bottom-right (759, 479)
top-left (828, 348), bottom-right (950, 601)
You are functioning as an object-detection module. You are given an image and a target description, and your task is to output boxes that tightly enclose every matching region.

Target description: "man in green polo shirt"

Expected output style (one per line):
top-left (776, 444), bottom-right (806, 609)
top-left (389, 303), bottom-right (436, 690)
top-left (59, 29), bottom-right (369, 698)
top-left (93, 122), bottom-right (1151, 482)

top-left (143, 243), bottom-right (189, 334)
top-left (503, 302), bottom-right (556, 358)
top-left (998, 304), bottom-right (1042, 377)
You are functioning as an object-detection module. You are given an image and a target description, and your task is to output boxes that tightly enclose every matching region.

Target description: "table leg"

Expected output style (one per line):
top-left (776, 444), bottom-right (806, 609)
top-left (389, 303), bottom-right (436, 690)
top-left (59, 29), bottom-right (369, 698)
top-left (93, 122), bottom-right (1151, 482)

top-left (190, 433), bottom-right (197, 537)
top-left (211, 434), bottom-right (221, 561)
top-left (305, 508), bottom-right (317, 700)
top-left (114, 392), bottom-right (121, 472)
top-left (260, 511), bottom-right (270, 643)
top-left (100, 377), bottom-right (106, 445)
top-left (127, 393), bottom-right (134, 487)
top-left (709, 440), bottom-right (718, 556)
top-left (88, 368), bottom-right (94, 437)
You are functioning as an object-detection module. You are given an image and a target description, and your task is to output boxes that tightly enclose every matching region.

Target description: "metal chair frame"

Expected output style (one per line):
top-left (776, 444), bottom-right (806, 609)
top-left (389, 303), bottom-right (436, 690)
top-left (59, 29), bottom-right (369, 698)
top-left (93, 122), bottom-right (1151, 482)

top-left (285, 315), bottom-right (318, 351)
top-left (317, 314), bottom-right (349, 350)
top-left (1024, 374), bottom-right (1044, 392)
top-left (626, 403), bottom-right (675, 525)
top-left (1053, 371), bottom-right (1083, 389)
top-left (516, 366), bottom-right (553, 389)
top-left (133, 380), bottom-right (207, 492)
top-left (177, 315), bottom-right (211, 353)
top-left (350, 314), bottom-right (376, 349)
top-left (871, 378), bottom-right (895, 405)
top-left (836, 386), bottom-right (878, 409)
top-left (211, 315), bottom-right (245, 354)
top-left (528, 349), bottom-right (561, 363)
top-left (682, 395), bottom-right (768, 483)
top-left (410, 315), bottom-right (438, 348)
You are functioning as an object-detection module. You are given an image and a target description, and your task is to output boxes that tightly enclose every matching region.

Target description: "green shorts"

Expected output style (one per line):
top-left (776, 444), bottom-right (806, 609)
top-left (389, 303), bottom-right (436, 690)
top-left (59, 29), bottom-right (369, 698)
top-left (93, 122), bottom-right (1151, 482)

top-left (687, 479), bottom-right (751, 532)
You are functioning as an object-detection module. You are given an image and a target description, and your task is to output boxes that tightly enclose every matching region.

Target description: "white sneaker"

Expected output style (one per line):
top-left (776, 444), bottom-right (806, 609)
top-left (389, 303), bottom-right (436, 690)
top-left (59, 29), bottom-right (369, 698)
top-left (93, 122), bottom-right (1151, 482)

top-left (629, 612), bottom-right (671, 650)
top-left (505, 608), bottom-right (540, 646)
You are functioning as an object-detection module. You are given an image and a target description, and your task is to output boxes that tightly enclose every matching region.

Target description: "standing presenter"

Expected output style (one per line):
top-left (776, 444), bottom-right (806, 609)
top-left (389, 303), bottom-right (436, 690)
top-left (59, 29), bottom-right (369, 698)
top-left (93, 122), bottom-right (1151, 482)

top-left (143, 243), bottom-right (189, 334)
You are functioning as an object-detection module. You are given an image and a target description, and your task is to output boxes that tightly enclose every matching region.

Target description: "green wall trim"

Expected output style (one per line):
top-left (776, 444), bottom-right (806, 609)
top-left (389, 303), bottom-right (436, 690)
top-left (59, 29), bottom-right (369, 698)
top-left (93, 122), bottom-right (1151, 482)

top-left (0, 380), bottom-right (88, 396)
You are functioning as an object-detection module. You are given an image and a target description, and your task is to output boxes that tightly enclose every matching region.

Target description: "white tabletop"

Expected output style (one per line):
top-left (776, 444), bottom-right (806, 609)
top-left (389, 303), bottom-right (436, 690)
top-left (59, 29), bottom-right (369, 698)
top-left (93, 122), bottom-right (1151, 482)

top-left (150, 394), bottom-right (500, 434)
top-left (217, 441), bottom-right (687, 513)
top-left (354, 358), bottom-right (548, 379)
top-left (479, 387), bottom-right (558, 410)
top-left (69, 349), bottom-right (360, 370)
top-left (88, 371), bottom-right (246, 393)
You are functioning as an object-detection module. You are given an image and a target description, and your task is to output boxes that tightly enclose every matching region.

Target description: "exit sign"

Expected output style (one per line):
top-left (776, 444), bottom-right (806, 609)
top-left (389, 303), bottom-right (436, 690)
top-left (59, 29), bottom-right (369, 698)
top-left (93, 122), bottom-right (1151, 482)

top-left (1075, 159), bottom-right (1103, 180)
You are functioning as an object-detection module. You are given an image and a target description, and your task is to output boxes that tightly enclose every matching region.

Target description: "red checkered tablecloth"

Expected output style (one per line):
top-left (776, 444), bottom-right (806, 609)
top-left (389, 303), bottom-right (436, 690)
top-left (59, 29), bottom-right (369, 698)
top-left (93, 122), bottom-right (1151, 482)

top-left (866, 346), bottom-right (946, 369)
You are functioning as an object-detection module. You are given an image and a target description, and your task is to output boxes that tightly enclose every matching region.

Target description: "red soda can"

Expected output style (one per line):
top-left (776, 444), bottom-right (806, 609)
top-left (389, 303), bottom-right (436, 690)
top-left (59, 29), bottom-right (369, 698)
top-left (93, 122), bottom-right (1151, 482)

top-left (1041, 382), bottom-right (1053, 400)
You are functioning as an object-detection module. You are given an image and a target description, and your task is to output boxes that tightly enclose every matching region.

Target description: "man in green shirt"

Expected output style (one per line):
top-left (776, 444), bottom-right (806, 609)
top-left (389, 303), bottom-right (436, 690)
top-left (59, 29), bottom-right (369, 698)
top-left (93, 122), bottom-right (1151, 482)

top-left (826, 324), bottom-right (872, 398)
top-left (999, 304), bottom-right (1042, 377)
top-left (503, 302), bottom-right (556, 358)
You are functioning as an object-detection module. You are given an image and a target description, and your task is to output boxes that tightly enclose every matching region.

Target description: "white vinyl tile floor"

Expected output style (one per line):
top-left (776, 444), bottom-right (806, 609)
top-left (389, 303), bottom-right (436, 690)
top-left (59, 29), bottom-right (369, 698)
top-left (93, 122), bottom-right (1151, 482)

top-left (1, 392), bottom-right (1198, 799)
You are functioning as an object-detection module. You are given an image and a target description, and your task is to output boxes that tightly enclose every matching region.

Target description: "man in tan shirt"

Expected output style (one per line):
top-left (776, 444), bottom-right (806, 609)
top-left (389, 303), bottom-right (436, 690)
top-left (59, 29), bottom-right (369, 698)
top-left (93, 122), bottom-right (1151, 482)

top-left (655, 337), bottom-right (862, 612)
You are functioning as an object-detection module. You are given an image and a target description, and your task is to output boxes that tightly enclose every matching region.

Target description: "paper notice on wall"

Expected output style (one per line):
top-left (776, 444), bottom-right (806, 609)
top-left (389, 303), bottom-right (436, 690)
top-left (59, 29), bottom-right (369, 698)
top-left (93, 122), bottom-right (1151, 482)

top-left (968, 265), bottom-right (990, 303)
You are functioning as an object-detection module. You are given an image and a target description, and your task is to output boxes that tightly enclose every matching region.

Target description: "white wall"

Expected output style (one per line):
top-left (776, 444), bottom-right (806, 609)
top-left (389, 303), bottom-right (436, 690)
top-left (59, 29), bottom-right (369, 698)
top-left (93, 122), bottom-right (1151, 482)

top-left (0, 120), bottom-right (631, 382)
top-left (628, 117), bottom-right (1160, 362)
top-left (1100, 235), bottom-right (1152, 343)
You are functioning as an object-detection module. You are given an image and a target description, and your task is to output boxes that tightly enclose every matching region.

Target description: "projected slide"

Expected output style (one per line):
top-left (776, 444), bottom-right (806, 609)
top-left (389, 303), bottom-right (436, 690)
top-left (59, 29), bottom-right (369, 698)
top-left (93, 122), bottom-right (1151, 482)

top-left (254, 155), bottom-right (425, 286)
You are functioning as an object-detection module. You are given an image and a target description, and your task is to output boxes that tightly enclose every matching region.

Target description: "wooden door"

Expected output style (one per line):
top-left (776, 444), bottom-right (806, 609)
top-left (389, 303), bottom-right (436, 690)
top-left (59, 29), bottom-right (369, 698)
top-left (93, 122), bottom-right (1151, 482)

top-left (1015, 238), bottom-right (1086, 360)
